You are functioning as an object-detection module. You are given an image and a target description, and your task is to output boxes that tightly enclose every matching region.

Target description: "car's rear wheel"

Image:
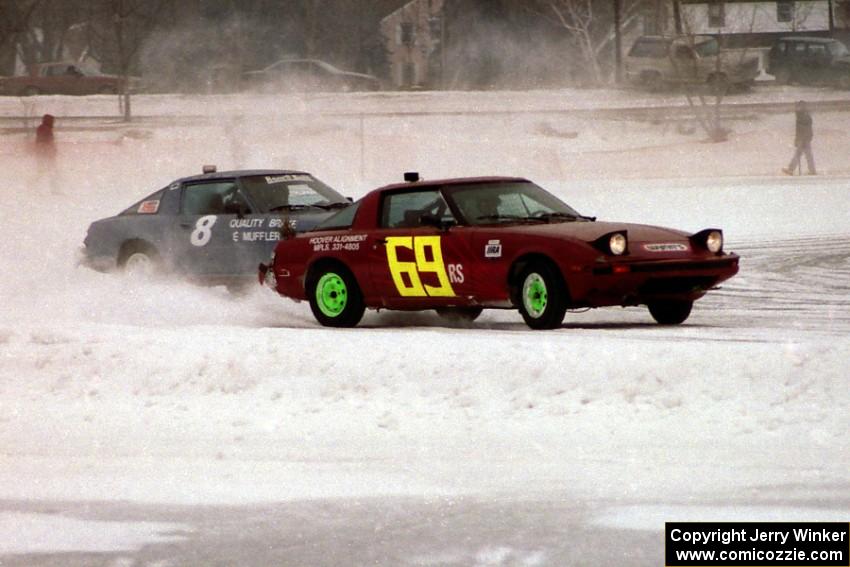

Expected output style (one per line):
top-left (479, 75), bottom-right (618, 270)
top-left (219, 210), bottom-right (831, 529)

top-left (647, 300), bottom-right (693, 325)
top-left (119, 243), bottom-right (161, 278)
top-left (435, 307), bottom-right (483, 323)
top-left (517, 261), bottom-right (568, 330)
top-left (307, 264), bottom-right (365, 327)
top-left (642, 72), bottom-right (663, 92)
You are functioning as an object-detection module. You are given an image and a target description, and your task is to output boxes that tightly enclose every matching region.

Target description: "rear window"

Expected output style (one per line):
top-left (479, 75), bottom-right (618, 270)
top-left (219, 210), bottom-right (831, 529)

top-left (629, 38), bottom-right (669, 58)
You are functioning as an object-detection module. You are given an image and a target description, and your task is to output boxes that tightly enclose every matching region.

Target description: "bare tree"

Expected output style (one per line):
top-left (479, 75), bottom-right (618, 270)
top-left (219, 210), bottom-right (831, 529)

top-left (673, 4), bottom-right (760, 142)
top-left (0, 0), bottom-right (42, 73)
top-left (531, 0), bottom-right (646, 85)
top-left (86, 0), bottom-right (171, 121)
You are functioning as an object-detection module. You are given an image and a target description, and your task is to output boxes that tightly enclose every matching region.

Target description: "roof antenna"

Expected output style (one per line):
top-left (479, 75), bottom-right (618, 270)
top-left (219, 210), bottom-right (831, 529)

top-left (202, 164), bottom-right (217, 174)
top-left (403, 171), bottom-right (420, 183)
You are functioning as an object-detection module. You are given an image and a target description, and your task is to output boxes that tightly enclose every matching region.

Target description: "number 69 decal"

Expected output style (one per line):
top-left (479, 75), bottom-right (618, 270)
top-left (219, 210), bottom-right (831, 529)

top-left (191, 215), bottom-right (217, 247)
top-left (385, 236), bottom-right (455, 297)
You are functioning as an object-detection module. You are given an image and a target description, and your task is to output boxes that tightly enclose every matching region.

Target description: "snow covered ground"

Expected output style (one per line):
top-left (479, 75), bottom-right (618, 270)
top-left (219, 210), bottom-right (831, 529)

top-left (0, 86), bottom-right (848, 565)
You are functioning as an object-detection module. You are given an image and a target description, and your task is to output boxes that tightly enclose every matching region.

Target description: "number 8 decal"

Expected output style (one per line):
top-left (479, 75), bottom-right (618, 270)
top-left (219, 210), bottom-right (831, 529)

top-left (191, 215), bottom-right (217, 247)
top-left (386, 236), bottom-right (455, 297)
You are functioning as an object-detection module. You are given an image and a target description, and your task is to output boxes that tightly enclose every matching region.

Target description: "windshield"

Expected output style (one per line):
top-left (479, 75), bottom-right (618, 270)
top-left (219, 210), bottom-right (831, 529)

top-left (239, 174), bottom-right (347, 213)
top-left (445, 181), bottom-right (587, 226)
top-left (694, 38), bottom-right (719, 57)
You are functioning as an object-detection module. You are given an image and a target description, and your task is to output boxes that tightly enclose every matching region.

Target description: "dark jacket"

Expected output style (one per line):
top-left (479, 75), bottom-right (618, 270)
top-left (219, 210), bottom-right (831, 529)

top-left (795, 109), bottom-right (813, 147)
top-left (35, 114), bottom-right (56, 158)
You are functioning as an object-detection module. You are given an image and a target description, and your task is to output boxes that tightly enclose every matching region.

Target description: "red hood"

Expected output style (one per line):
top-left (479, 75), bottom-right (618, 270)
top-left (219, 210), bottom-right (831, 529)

top-left (495, 220), bottom-right (689, 243)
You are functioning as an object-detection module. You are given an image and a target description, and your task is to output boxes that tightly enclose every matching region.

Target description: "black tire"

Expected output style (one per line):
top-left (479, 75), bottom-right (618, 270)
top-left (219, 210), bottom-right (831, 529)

top-left (648, 300), bottom-right (693, 325)
top-left (435, 307), bottom-right (483, 323)
top-left (118, 242), bottom-right (161, 278)
top-left (516, 261), bottom-right (568, 330)
top-left (643, 72), bottom-right (663, 93)
top-left (307, 263), bottom-right (365, 328)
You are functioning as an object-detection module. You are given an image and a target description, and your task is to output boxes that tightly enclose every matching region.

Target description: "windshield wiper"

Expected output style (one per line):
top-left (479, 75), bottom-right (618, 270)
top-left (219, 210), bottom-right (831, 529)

top-left (269, 202), bottom-right (349, 213)
top-left (311, 202), bottom-right (349, 210)
top-left (535, 211), bottom-right (589, 222)
top-left (476, 214), bottom-right (525, 223)
top-left (269, 204), bottom-right (313, 212)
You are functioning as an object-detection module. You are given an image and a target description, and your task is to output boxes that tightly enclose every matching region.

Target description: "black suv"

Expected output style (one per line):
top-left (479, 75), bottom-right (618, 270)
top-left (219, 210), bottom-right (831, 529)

top-left (767, 36), bottom-right (850, 88)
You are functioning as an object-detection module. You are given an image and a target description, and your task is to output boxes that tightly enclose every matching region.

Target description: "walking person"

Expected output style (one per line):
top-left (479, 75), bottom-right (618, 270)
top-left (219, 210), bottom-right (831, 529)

top-left (783, 101), bottom-right (816, 176)
top-left (33, 113), bottom-right (61, 194)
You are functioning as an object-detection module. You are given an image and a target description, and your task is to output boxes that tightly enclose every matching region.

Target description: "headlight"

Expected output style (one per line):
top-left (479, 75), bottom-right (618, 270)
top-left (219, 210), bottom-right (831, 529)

top-left (706, 230), bottom-right (723, 253)
top-left (609, 233), bottom-right (627, 255)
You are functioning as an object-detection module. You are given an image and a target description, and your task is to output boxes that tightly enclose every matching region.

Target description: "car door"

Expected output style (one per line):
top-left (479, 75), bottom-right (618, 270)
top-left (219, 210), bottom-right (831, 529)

top-left (367, 188), bottom-right (478, 308)
top-left (170, 179), bottom-right (251, 277)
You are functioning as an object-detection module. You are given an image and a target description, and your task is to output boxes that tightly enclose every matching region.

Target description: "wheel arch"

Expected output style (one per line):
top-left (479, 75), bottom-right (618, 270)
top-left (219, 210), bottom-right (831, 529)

top-left (117, 238), bottom-right (159, 266)
top-left (507, 252), bottom-right (571, 307)
top-left (304, 255), bottom-right (359, 289)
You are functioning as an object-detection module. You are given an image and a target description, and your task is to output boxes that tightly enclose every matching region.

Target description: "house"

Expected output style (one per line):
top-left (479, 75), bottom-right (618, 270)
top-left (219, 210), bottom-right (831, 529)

top-left (674, 1), bottom-right (841, 46)
top-left (380, 0), bottom-right (445, 89)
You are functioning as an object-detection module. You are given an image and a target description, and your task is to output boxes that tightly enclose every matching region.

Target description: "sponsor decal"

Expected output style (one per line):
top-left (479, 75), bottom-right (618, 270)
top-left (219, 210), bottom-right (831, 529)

top-left (485, 239), bottom-right (502, 258)
top-left (137, 200), bottom-right (160, 214)
top-left (265, 174), bottom-right (311, 184)
top-left (644, 243), bottom-right (689, 252)
top-left (309, 233), bottom-right (367, 252)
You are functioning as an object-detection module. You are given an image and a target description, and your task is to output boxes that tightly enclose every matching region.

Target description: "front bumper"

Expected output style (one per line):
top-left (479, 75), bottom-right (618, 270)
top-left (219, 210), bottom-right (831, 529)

top-left (574, 254), bottom-right (740, 306)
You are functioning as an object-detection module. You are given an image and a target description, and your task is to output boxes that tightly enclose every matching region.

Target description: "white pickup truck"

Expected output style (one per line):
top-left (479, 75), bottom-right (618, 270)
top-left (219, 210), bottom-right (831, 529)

top-left (625, 35), bottom-right (760, 92)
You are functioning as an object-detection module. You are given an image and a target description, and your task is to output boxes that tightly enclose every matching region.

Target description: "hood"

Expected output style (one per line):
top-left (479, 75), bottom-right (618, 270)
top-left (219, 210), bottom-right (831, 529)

top-left (499, 220), bottom-right (689, 243)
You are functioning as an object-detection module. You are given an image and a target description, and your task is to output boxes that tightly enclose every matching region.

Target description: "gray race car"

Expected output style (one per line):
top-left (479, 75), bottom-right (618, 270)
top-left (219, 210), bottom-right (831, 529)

top-left (82, 167), bottom-right (350, 287)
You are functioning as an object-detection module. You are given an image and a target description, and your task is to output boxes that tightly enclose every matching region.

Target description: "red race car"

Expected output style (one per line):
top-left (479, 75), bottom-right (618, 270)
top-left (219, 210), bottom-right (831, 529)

top-left (260, 174), bottom-right (739, 329)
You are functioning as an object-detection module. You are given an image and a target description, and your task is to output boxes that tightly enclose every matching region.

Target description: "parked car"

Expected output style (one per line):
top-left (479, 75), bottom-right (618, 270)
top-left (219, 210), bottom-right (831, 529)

top-left (625, 35), bottom-right (760, 91)
top-left (260, 174), bottom-right (740, 329)
top-left (0, 62), bottom-right (140, 96)
top-left (82, 167), bottom-right (351, 288)
top-left (767, 36), bottom-right (850, 88)
top-left (241, 58), bottom-right (381, 92)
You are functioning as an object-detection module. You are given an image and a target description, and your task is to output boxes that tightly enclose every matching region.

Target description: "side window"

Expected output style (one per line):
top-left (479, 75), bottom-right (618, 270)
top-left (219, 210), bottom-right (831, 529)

top-left (674, 45), bottom-right (695, 60)
top-left (777, 0), bottom-right (794, 23)
top-left (808, 44), bottom-right (827, 59)
top-left (381, 190), bottom-right (454, 229)
top-left (792, 42), bottom-right (807, 56)
top-left (182, 181), bottom-right (252, 215)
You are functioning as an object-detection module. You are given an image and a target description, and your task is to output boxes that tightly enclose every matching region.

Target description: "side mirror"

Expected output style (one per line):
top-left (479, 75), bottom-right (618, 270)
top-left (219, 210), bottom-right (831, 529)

top-left (420, 213), bottom-right (455, 231)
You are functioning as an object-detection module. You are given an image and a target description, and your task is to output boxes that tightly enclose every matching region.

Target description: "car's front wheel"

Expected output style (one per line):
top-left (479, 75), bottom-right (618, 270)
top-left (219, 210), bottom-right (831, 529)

top-left (647, 300), bottom-right (693, 325)
top-left (517, 261), bottom-right (568, 330)
top-left (307, 264), bottom-right (365, 327)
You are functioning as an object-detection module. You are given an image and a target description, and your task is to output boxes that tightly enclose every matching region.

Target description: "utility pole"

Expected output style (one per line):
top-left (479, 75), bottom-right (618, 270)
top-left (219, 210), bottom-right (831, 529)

top-left (613, 0), bottom-right (622, 83)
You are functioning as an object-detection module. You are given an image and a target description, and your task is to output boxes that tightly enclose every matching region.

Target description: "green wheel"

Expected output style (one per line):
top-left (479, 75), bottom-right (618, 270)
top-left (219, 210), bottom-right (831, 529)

top-left (517, 261), bottom-right (568, 330)
top-left (307, 264), bottom-right (364, 327)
